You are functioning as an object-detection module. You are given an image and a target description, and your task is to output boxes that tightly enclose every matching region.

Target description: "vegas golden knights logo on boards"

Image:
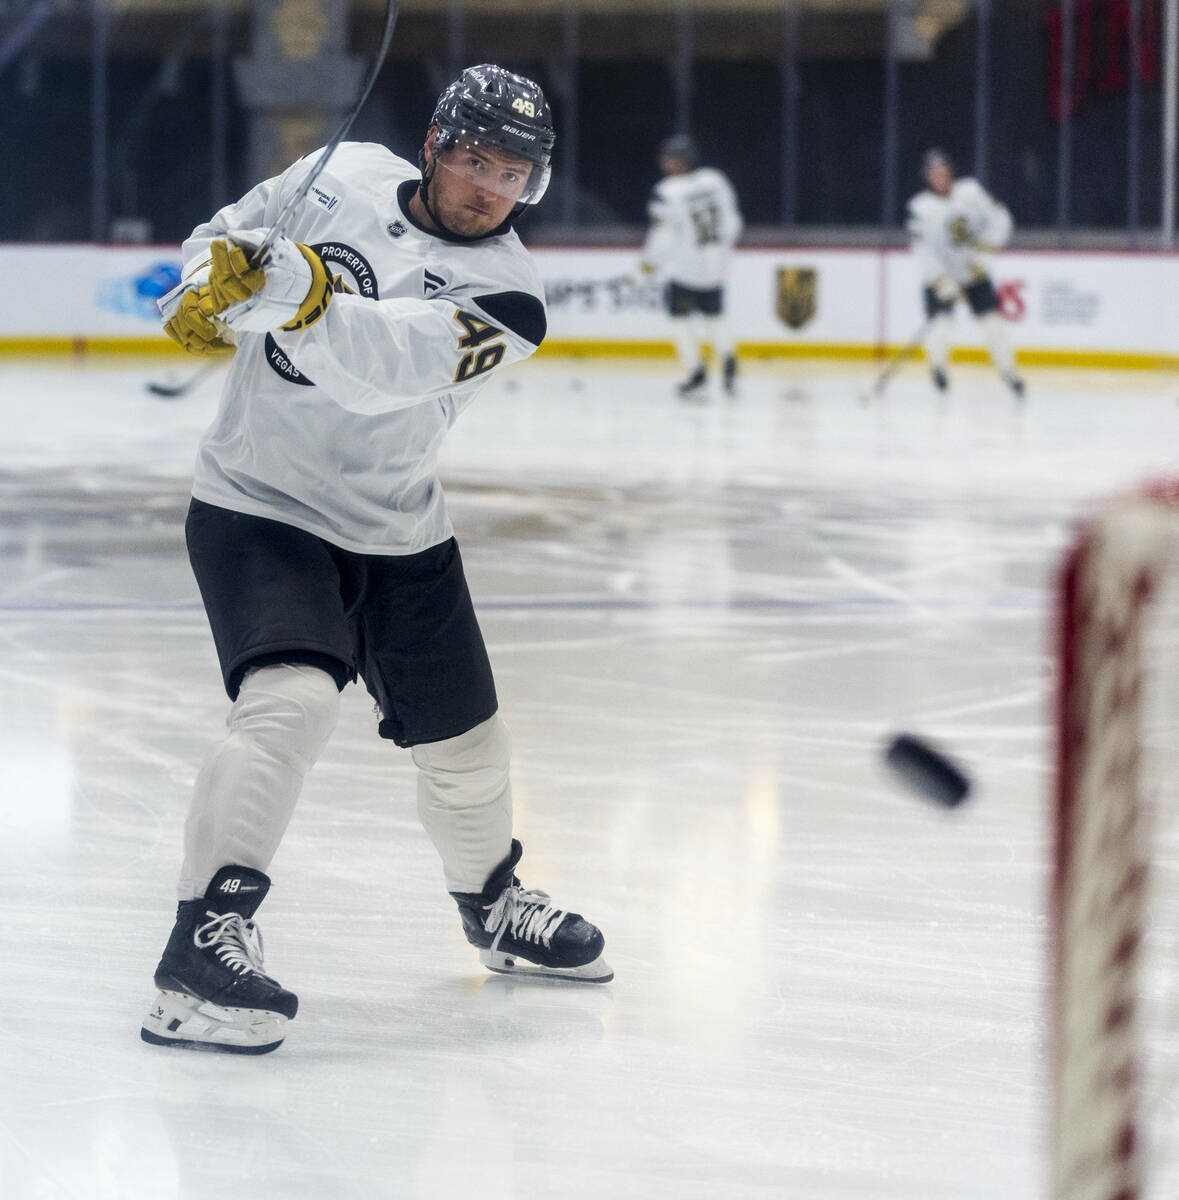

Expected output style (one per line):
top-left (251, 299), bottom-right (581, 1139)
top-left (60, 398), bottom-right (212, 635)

top-left (776, 267), bottom-right (817, 330)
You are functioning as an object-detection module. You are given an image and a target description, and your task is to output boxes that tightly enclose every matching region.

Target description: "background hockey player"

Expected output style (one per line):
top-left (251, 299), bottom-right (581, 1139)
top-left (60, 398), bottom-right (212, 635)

top-left (640, 134), bottom-right (743, 397)
top-left (141, 64), bottom-right (612, 1056)
top-left (906, 149), bottom-right (1024, 398)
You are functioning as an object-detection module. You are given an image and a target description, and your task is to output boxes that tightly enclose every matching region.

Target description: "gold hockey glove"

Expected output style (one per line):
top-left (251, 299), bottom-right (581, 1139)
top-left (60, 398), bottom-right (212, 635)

top-left (932, 275), bottom-right (961, 305)
top-left (209, 231), bottom-right (334, 334)
top-left (207, 238), bottom-right (266, 312)
top-left (163, 287), bottom-right (235, 356)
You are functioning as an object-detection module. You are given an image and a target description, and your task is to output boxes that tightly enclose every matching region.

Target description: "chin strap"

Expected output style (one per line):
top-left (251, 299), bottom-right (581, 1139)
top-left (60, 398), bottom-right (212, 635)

top-left (417, 155), bottom-right (465, 241)
top-left (416, 153), bottom-right (439, 221)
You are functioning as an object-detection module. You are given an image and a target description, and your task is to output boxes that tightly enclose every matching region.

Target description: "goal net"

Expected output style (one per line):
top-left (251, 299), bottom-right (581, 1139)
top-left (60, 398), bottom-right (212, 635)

top-left (1051, 480), bottom-right (1179, 1200)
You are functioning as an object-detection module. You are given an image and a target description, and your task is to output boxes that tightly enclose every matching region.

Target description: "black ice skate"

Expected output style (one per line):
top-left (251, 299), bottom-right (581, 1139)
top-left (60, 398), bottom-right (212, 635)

top-left (677, 365), bottom-right (708, 399)
top-left (451, 840), bottom-right (612, 983)
top-left (931, 367), bottom-right (949, 392)
top-left (140, 865), bottom-right (298, 1054)
top-left (722, 354), bottom-right (738, 395)
top-left (1006, 373), bottom-right (1026, 400)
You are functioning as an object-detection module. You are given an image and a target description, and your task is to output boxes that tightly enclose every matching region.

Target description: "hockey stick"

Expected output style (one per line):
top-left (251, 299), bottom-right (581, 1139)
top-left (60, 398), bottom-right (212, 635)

top-left (860, 318), bottom-right (933, 403)
top-left (155, 0), bottom-right (399, 334)
top-left (146, 359), bottom-right (222, 399)
top-left (252, 0), bottom-right (401, 264)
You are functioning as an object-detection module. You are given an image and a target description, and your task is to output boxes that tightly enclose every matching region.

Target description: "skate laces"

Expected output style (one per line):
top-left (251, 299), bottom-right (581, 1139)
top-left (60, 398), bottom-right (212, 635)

top-left (194, 911), bottom-right (267, 976)
top-left (484, 884), bottom-right (566, 950)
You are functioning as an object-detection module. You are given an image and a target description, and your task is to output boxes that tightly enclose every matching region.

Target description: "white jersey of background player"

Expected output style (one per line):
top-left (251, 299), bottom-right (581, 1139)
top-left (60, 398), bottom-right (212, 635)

top-left (906, 149), bottom-right (1024, 398)
top-left (141, 66), bottom-right (611, 1058)
top-left (640, 135), bottom-right (743, 397)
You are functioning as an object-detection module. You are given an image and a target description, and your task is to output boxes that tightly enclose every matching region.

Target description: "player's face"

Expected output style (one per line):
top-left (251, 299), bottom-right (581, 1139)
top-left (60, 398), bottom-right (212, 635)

top-left (926, 162), bottom-right (953, 195)
top-left (426, 132), bottom-right (532, 237)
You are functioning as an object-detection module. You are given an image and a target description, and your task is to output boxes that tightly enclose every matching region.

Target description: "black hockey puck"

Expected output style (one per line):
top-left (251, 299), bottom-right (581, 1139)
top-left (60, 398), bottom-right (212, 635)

top-left (883, 733), bottom-right (971, 808)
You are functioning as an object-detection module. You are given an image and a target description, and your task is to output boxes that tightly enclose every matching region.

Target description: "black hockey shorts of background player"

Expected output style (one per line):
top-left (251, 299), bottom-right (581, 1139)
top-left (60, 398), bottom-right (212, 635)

top-left (665, 281), bottom-right (724, 318)
top-left (923, 276), bottom-right (1001, 320)
top-left (185, 498), bottom-right (499, 748)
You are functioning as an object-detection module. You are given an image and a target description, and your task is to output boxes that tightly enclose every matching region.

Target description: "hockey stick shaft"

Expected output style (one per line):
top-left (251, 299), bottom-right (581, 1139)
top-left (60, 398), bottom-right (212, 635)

top-left (867, 318), bottom-right (933, 397)
top-left (254, 0), bottom-right (401, 264)
top-left (155, 0), bottom-right (399, 329)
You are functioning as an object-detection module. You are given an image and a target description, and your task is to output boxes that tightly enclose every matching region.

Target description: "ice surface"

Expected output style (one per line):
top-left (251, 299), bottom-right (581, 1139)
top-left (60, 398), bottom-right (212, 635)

top-left (1, 355), bottom-right (1178, 1198)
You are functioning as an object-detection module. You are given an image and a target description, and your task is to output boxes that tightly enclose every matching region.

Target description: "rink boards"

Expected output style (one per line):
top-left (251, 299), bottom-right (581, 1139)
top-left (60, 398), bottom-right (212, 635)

top-left (3, 243), bottom-right (1177, 368)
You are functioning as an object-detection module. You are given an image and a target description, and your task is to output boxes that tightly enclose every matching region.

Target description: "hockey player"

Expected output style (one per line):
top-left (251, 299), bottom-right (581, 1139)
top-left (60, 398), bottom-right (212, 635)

top-left (140, 65), bottom-right (611, 1056)
top-left (640, 134), bottom-right (743, 397)
top-left (907, 149), bottom-right (1024, 398)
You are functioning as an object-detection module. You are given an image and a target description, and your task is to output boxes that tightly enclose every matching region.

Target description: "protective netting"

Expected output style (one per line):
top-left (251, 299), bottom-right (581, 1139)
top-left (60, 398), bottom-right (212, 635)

top-left (1051, 481), bottom-right (1179, 1200)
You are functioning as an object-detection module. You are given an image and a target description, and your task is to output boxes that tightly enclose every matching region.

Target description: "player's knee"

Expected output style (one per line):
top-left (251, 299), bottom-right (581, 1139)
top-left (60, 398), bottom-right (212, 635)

top-left (926, 313), bottom-right (952, 339)
top-left (412, 714), bottom-right (511, 809)
top-left (229, 662), bottom-right (341, 768)
top-left (979, 312), bottom-right (1009, 347)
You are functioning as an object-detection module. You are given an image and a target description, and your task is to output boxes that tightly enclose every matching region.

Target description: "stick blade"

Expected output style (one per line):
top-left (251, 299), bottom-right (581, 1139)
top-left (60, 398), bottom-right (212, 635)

top-left (146, 362), bottom-right (218, 399)
top-left (146, 380), bottom-right (187, 398)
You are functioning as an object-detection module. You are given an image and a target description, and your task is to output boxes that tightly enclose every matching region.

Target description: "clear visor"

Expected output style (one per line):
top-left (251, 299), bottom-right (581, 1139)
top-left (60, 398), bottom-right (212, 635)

top-left (434, 134), bottom-right (550, 205)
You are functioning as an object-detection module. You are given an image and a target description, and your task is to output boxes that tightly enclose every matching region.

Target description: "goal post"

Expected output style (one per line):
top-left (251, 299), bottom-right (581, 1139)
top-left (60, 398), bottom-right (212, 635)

top-left (1050, 480), bottom-right (1179, 1200)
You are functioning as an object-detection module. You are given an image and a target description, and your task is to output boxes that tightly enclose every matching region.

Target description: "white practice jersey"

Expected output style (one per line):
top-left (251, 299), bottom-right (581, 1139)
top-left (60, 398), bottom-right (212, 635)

top-left (906, 177), bottom-right (1013, 288)
top-left (642, 167), bottom-right (743, 290)
top-left (180, 142), bottom-right (547, 555)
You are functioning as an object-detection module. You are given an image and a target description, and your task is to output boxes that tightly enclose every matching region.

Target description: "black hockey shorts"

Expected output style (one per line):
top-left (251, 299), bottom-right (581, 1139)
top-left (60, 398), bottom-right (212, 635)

top-left (922, 276), bottom-right (1001, 320)
top-left (665, 281), bottom-right (724, 318)
top-left (185, 498), bottom-right (498, 747)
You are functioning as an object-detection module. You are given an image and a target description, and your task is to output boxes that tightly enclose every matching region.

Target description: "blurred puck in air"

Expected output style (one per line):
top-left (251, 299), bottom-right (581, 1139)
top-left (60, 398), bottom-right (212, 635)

top-left (883, 733), bottom-right (971, 808)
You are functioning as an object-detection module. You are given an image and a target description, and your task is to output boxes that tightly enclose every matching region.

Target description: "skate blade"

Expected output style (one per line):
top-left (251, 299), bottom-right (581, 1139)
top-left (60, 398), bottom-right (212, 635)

top-left (140, 989), bottom-right (287, 1054)
top-left (479, 949), bottom-right (613, 983)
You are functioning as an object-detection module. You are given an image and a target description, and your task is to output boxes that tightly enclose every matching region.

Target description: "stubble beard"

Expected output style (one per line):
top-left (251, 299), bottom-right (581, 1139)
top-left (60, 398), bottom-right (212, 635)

top-left (433, 186), bottom-right (506, 238)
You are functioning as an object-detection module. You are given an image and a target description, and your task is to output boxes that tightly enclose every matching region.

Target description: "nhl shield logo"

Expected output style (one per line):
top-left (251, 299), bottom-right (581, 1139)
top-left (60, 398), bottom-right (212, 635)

top-left (386, 219), bottom-right (407, 239)
top-left (776, 267), bottom-right (817, 330)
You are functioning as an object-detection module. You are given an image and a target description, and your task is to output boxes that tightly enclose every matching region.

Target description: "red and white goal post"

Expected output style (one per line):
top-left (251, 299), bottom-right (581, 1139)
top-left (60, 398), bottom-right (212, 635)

top-left (1051, 480), bottom-right (1179, 1200)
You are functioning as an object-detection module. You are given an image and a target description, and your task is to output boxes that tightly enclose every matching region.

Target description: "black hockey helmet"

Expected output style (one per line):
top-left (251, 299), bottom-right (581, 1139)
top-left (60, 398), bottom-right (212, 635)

top-left (427, 64), bottom-right (555, 206)
top-left (659, 134), bottom-right (699, 169)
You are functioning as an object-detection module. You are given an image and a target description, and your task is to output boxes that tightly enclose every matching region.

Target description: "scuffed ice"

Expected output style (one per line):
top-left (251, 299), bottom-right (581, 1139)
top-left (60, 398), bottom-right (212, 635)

top-left (1, 356), bottom-right (1178, 1198)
